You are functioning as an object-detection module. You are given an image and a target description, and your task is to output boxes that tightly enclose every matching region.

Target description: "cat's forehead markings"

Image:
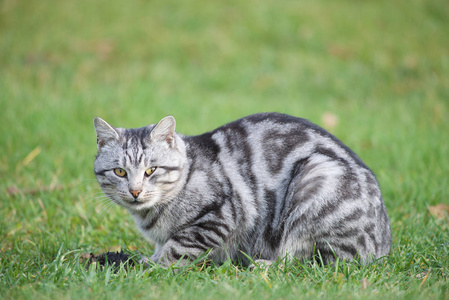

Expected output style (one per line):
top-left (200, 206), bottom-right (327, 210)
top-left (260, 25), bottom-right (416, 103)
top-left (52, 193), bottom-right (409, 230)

top-left (127, 138), bottom-right (137, 153)
top-left (138, 152), bottom-right (144, 165)
top-left (126, 145), bottom-right (146, 167)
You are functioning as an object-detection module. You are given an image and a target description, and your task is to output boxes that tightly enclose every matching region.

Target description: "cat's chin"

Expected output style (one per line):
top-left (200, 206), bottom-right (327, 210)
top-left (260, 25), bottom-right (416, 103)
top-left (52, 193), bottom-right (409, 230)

top-left (120, 199), bottom-right (158, 211)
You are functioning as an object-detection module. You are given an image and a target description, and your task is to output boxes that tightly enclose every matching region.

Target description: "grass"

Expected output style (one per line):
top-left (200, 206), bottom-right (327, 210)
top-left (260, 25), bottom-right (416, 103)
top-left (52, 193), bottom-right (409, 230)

top-left (1, 0), bottom-right (448, 298)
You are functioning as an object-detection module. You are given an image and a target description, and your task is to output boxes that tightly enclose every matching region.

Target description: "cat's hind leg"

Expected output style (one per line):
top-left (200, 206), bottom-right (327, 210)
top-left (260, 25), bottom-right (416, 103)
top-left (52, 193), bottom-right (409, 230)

top-left (280, 154), bottom-right (373, 264)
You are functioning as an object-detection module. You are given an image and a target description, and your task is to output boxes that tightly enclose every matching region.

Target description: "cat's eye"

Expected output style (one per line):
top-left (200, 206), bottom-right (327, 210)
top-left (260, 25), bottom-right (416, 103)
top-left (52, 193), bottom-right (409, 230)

top-left (113, 168), bottom-right (127, 177)
top-left (145, 167), bottom-right (157, 177)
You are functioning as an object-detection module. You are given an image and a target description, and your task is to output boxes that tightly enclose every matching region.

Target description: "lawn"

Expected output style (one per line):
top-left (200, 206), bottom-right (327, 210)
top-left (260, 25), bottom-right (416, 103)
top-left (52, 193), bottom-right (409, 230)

top-left (1, 0), bottom-right (448, 299)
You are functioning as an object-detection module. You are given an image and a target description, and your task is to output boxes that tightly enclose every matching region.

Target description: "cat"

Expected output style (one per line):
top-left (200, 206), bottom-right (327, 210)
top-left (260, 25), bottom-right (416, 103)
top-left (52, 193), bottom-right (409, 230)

top-left (93, 112), bottom-right (391, 267)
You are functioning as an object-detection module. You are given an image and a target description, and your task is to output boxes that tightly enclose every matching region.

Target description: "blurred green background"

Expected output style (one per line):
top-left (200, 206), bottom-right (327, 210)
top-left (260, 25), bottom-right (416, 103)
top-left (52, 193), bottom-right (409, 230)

top-left (1, 0), bottom-right (448, 208)
top-left (1, 0), bottom-right (448, 298)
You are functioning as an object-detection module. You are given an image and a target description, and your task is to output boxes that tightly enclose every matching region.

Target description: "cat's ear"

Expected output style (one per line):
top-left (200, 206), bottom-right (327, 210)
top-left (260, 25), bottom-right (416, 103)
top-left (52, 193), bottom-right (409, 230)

top-left (150, 116), bottom-right (176, 147)
top-left (93, 117), bottom-right (120, 149)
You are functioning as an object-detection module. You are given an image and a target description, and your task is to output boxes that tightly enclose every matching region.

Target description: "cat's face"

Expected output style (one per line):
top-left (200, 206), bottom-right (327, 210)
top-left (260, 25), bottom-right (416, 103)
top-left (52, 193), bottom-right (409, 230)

top-left (93, 116), bottom-right (187, 211)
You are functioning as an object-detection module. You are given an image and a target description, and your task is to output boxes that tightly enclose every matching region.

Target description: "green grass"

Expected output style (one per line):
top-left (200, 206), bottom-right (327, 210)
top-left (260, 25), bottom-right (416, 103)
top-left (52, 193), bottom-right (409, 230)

top-left (1, 0), bottom-right (448, 298)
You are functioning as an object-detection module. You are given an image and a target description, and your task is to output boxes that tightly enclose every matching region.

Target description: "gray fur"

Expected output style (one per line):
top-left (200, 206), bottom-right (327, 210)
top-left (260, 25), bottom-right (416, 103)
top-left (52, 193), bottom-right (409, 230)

top-left (93, 113), bottom-right (391, 266)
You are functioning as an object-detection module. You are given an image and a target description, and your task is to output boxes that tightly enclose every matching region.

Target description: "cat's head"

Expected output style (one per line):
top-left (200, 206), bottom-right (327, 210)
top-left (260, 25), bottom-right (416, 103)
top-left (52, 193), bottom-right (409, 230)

top-left (93, 116), bottom-right (187, 211)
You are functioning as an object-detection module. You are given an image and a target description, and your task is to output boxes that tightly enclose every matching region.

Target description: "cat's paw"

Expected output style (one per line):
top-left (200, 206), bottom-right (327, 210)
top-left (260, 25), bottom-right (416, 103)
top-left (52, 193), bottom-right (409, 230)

top-left (138, 255), bottom-right (151, 267)
top-left (248, 259), bottom-right (274, 270)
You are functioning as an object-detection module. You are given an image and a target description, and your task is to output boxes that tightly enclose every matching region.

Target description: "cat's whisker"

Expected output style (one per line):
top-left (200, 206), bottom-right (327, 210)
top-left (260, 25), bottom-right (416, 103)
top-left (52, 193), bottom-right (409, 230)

top-left (97, 201), bottom-right (117, 217)
top-left (84, 195), bottom-right (115, 212)
top-left (85, 194), bottom-right (110, 202)
top-left (86, 192), bottom-right (108, 199)
top-left (88, 201), bottom-right (112, 213)
top-left (87, 197), bottom-right (110, 205)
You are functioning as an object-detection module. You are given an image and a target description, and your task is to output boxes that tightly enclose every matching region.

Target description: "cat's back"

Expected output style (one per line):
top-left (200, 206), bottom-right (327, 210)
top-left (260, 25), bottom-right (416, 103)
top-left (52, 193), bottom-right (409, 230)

top-left (184, 112), bottom-right (378, 211)
top-left (189, 112), bottom-right (369, 173)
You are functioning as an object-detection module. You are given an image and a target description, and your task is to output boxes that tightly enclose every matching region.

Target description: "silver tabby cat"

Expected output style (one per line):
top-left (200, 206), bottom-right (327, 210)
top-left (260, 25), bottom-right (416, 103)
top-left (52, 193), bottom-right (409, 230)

top-left (93, 113), bottom-right (391, 267)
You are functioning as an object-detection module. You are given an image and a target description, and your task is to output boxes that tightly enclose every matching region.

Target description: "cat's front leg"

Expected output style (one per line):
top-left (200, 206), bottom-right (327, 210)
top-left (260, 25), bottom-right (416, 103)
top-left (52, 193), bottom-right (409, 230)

top-left (155, 231), bottom-right (221, 267)
top-left (149, 243), bottom-right (163, 263)
top-left (155, 241), bottom-right (204, 267)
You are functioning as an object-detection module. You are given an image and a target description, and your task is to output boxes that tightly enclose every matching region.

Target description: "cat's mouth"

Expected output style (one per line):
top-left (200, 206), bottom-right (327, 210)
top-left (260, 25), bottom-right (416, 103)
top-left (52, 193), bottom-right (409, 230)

top-left (116, 194), bottom-right (159, 210)
top-left (127, 199), bottom-right (143, 205)
top-left (119, 199), bottom-right (146, 210)
top-left (124, 198), bottom-right (152, 208)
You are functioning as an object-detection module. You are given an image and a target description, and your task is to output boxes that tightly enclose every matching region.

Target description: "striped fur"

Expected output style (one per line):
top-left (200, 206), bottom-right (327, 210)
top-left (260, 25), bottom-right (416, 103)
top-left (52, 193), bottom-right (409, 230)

top-left (93, 113), bottom-right (391, 266)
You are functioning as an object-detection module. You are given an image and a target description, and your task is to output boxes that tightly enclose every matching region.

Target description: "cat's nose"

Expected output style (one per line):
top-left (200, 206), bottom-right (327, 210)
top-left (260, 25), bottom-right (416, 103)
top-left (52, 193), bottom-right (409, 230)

top-left (129, 190), bottom-right (142, 199)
